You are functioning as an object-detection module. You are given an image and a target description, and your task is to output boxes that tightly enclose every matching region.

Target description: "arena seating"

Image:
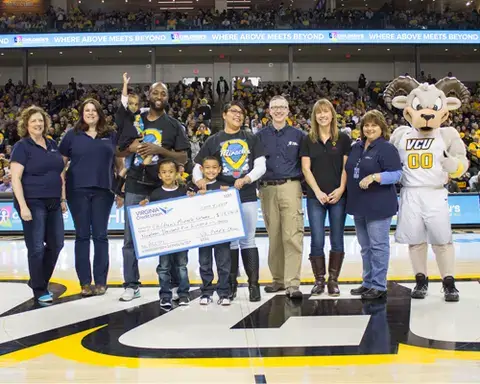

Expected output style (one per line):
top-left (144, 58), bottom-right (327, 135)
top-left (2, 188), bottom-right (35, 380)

top-left (1, 6), bottom-right (479, 33)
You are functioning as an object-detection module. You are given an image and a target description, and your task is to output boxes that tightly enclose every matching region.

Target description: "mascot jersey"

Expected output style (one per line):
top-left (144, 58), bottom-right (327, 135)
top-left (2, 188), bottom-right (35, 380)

top-left (396, 126), bottom-right (449, 188)
top-left (194, 129), bottom-right (265, 203)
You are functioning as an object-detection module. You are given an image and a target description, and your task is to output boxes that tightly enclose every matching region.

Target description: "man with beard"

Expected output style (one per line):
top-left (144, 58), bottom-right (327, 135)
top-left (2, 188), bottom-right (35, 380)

top-left (117, 82), bottom-right (190, 302)
top-left (256, 96), bottom-right (305, 299)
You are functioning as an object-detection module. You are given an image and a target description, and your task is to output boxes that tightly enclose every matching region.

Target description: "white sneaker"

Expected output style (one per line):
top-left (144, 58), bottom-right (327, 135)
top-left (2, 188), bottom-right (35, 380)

top-left (119, 287), bottom-right (140, 302)
top-left (171, 287), bottom-right (179, 301)
top-left (199, 296), bottom-right (213, 305)
top-left (217, 297), bottom-right (231, 306)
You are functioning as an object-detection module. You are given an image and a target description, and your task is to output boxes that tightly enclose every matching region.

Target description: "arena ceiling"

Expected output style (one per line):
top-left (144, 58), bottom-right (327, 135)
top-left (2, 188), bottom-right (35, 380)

top-left (0, 44), bottom-right (478, 65)
top-left (74, 0), bottom-right (474, 12)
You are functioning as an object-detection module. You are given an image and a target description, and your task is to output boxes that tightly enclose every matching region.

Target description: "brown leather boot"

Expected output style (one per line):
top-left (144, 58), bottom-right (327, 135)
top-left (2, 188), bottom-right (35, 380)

top-left (309, 256), bottom-right (326, 295)
top-left (327, 251), bottom-right (345, 296)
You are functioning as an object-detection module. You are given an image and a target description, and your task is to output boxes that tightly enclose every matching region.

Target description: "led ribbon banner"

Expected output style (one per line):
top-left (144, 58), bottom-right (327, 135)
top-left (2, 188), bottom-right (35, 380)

top-left (0, 194), bottom-right (478, 232)
top-left (0, 30), bottom-right (479, 48)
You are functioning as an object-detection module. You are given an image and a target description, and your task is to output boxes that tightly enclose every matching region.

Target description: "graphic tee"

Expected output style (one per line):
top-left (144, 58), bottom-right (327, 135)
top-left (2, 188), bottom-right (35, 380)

top-left (195, 130), bottom-right (264, 203)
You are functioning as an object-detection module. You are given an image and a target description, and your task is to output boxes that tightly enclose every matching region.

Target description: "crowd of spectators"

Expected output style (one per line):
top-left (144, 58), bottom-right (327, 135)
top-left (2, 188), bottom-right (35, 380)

top-left (1, 5), bottom-right (480, 34)
top-left (0, 72), bottom-right (479, 194)
top-left (0, 75), bottom-right (214, 191)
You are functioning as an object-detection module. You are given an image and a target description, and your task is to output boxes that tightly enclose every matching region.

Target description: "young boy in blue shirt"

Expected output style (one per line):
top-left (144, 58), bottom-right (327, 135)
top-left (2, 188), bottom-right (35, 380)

top-left (140, 159), bottom-right (190, 310)
top-left (192, 156), bottom-right (232, 306)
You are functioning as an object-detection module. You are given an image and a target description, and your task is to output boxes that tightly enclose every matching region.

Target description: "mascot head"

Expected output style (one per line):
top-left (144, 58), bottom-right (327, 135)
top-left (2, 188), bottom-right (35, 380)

top-left (383, 76), bottom-right (470, 133)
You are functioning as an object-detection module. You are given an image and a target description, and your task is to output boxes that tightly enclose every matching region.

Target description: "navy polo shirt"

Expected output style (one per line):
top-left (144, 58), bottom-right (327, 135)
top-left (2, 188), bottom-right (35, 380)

top-left (345, 137), bottom-right (402, 220)
top-left (58, 129), bottom-right (116, 192)
top-left (11, 137), bottom-right (64, 199)
top-left (256, 125), bottom-right (304, 180)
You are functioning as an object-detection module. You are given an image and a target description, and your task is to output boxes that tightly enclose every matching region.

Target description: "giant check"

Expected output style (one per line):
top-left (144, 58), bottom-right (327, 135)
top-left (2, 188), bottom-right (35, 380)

top-left (127, 189), bottom-right (246, 259)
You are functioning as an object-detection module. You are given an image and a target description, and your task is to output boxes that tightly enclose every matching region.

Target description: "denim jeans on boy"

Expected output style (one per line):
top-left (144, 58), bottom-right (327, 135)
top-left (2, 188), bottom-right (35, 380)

top-left (306, 197), bottom-right (346, 256)
top-left (354, 216), bottom-right (392, 291)
top-left (230, 201), bottom-right (257, 250)
top-left (122, 191), bottom-right (182, 290)
top-left (156, 251), bottom-right (190, 300)
top-left (15, 198), bottom-right (64, 299)
top-left (199, 242), bottom-right (231, 298)
top-left (67, 187), bottom-right (114, 286)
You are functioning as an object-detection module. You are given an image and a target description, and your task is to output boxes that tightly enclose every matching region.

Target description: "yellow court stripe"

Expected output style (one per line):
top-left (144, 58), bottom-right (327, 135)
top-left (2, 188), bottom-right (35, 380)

top-left (1, 327), bottom-right (479, 369)
top-left (1, 275), bottom-right (479, 288)
top-left (105, 274), bottom-right (480, 286)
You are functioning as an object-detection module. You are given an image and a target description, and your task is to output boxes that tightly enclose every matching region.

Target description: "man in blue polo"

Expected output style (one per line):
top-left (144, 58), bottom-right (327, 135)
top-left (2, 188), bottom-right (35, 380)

top-left (257, 95), bottom-right (305, 299)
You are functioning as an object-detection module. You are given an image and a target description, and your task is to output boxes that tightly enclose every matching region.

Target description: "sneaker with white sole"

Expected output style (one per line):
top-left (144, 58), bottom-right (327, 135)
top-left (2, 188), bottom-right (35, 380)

top-left (171, 287), bottom-right (179, 301)
top-left (160, 297), bottom-right (172, 310)
top-left (119, 287), bottom-right (140, 302)
top-left (217, 297), bottom-right (231, 306)
top-left (178, 297), bottom-right (190, 306)
top-left (199, 295), bottom-right (213, 305)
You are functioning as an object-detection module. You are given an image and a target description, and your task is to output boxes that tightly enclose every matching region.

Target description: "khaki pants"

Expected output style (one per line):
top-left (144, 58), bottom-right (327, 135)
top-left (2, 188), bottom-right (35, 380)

top-left (259, 180), bottom-right (304, 288)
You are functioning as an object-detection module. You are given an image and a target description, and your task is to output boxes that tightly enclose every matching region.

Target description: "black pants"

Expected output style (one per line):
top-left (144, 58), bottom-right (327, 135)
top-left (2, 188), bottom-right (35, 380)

top-left (67, 187), bottom-right (114, 286)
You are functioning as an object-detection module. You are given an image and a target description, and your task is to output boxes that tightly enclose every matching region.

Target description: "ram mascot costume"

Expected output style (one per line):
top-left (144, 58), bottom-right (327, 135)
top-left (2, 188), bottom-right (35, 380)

top-left (384, 76), bottom-right (470, 302)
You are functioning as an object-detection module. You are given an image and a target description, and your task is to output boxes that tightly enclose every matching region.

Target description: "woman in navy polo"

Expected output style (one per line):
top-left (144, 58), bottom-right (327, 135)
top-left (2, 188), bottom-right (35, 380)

top-left (59, 98), bottom-right (121, 297)
top-left (10, 106), bottom-right (66, 304)
top-left (345, 110), bottom-right (402, 300)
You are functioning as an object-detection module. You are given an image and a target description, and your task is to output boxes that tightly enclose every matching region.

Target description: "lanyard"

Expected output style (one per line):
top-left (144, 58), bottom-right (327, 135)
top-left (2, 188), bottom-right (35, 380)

top-left (353, 147), bottom-right (369, 180)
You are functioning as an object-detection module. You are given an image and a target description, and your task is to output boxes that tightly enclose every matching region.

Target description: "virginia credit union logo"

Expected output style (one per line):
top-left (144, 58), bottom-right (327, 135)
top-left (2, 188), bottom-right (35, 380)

top-left (171, 32), bottom-right (181, 42)
top-left (13, 36), bottom-right (22, 45)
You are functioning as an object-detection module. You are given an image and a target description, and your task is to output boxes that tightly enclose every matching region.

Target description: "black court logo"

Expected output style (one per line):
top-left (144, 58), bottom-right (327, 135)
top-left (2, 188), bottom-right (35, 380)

top-left (0, 282), bottom-right (479, 359)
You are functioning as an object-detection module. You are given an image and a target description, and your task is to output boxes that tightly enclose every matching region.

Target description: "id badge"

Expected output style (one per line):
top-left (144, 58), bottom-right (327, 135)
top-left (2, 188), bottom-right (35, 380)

top-left (353, 167), bottom-right (360, 180)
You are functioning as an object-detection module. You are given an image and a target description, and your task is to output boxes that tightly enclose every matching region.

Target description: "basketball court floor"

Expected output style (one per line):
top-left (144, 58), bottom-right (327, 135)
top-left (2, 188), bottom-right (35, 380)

top-left (0, 233), bottom-right (479, 383)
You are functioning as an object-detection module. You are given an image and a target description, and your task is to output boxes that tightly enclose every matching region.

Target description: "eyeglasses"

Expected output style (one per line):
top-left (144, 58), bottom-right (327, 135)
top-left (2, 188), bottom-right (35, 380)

top-left (228, 109), bottom-right (244, 116)
top-left (270, 106), bottom-right (288, 111)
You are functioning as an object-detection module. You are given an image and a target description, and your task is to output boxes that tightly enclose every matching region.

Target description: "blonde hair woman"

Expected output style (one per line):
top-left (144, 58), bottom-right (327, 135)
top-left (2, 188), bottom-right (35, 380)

top-left (300, 99), bottom-right (351, 297)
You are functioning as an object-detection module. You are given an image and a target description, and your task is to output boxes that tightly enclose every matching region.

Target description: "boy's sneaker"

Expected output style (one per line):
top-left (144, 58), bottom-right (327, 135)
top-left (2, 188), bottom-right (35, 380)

top-left (160, 297), bottom-right (172, 310)
top-left (199, 295), bottom-right (213, 306)
top-left (217, 297), bottom-right (231, 306)
top-left (179, 297), bottom-right (190, 306)
top-left (120, 288), bottom-right (140, 302)
top-left (171, 287), bottom-right (179, 301)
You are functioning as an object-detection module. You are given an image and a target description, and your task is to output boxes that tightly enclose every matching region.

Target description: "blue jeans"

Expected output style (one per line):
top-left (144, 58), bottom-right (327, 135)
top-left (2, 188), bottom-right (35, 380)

top-left (123, 191), bottom-right (146, 289)
top-left (199, 242), bottom-right (231, 298)
top-left (123, 191), bottom-right (180, 289)
top-left (354, 216), bottom-right (392, 291)
top-left (230, 201), bottom-right (257, 250)
top-left (67, 188), bottom-right (114, 286)
top-left (15, 198), bottom-right (64, 299)
top-left (156, 251), bottom-right (190, 300)
top-left (307, 197), bottom-right (346, 257)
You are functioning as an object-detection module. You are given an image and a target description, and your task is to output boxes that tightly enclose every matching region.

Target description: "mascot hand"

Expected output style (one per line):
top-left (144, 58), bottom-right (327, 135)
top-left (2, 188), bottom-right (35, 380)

top-left (441, 151), bottom-right (460, 173)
